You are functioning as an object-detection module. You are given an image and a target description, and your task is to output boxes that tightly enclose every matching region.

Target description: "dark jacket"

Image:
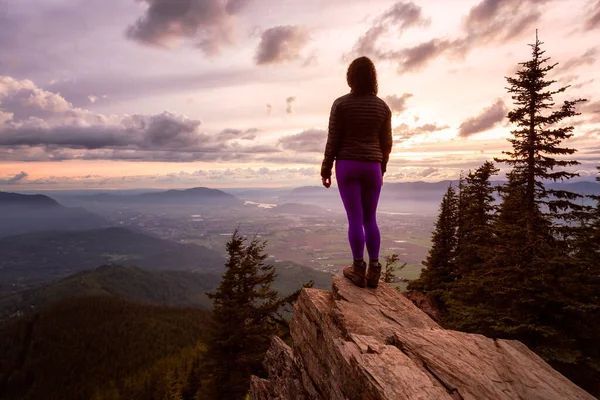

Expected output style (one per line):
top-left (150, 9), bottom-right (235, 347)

top-left (320, 93), bottom-right (393, 179)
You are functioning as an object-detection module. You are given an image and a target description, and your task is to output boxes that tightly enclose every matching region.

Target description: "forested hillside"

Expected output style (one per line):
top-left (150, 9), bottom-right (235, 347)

top-left (0, 296), bottom-right (212, 400)
top-left (0, 227), bottom-right (225, 292)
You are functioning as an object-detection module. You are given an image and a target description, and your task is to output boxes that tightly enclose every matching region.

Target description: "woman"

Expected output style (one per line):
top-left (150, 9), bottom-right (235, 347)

top-left (321, 56), bottom-right (393, 289)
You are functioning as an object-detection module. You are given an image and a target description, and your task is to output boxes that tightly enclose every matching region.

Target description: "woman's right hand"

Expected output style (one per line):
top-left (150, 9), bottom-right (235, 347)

top-left (322, 177), bottom-right (331, 188)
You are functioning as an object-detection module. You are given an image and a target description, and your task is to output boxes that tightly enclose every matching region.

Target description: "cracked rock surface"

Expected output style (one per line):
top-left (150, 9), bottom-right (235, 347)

top-left (249, 275), bottom-right (595, 400)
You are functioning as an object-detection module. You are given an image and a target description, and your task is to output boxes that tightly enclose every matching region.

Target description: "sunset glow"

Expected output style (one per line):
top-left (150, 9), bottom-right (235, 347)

top-left (1, 0), bottom-right (599, 189)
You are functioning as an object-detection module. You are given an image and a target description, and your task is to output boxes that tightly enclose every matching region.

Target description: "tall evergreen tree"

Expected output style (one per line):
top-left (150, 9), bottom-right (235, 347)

top-left (201, 229), bottom-right (283, 400)
top-left (494, 31), bottom-right (587, 252)
top-left (409, 185), bottom-right (458, 299)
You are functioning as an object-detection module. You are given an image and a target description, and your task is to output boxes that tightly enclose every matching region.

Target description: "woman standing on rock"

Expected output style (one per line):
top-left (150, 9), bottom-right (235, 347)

top-left (321, 56), bottom-right (393, 289)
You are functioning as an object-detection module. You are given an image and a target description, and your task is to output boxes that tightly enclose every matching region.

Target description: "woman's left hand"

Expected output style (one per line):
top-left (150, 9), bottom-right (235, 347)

top-left (322, 177), bottom-right (331, 188)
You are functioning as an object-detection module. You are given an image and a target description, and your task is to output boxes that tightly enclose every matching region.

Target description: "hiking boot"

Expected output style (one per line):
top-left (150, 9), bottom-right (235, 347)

top-left (343, 260), bottom-right (367, 288)
top-left (366, 262), bottom-right (382, 288)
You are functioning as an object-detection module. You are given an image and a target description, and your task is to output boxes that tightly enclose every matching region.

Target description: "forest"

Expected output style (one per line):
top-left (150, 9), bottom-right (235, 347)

top-left (409, 35), bottom-right (600, 396)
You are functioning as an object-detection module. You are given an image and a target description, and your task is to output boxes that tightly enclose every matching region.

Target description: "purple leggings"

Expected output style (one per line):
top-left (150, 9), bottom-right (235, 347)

top-left (335, 159), bottom-right (382, 260)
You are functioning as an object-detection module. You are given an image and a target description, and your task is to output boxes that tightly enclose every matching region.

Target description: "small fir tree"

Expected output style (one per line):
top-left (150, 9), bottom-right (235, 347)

top-left (202, 229), bottom-right (283, 400)
top-left (408, 185), bottom-right (458, 298)
top-left (381, 253), bottom-right (406, 284)
top-left (454, 161), bottom-right (500, 275)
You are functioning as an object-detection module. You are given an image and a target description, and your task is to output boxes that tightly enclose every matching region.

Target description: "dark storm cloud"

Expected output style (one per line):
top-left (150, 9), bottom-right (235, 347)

top-left (0, 171), bottom-right (28, 185)
top-left (277, 129), bottom-right (327, 152)
top-left (458, 99), bottom-right (507, 137)
top-left (255, 26), bottom-right (310, 65)
top-left (126, 0), bottom-right (252, 54)
top-left (558, 47), bottom-right (598, 73)
top-left (349, 1), bottom-right (429, 59)
top-left (393, 122), bottom-right (449, 141)
top-left (384, 93), bottom-right (413, 115)
top-left (585, 0), bottom-right (600, 30)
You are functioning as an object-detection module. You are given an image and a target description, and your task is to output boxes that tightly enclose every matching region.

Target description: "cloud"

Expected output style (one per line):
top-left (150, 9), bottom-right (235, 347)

top-left (419, 167), bottom-right (438, 177)
top-left (571, 78), bottom-right (596, 90)
top-left (0, 75), bottom-right (284, 162)
top-left (126, 0), bottom-right (252, 55)
top-left (458, 99), bottom-right (507, 137)
top-left (0, 76), bottom-right (77, 122)
top-left (462, 0), bottom-right (548, 44)
top-left (558, 47), bottom-right (598, 73)
top-left (0, 113), bottom-right (206, 150)
top-left (580, 100), bottom-right (600, 123)
top-left (364, 0), bottom-right (551, 74)
top-left (286, 96), bottom-right (297, 114)
top-left (0, 171), bottom-right (28, 185)
top-left (216, 128), bottom-right (258, 142)
top-left (1, 167), bottom-right (322, 189)
top-left (349, 1), bottom-right (430, 60)
top-left (255, 26), bottom-right (310, 65)
top-left (384, 93), bottom-right (413, 115)
top-left (393, 122), bottom-right (449, 141)
top-left (389, 39), bottom-right (456, 73)
top-left (277, 129), bottom-right (327, 152)
top-left (585, 0), bottom-right (600, 30)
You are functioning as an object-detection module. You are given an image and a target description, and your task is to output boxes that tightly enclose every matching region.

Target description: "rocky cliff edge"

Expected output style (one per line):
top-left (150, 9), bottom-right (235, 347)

top-left (249, 275), bottom-right (595, 400)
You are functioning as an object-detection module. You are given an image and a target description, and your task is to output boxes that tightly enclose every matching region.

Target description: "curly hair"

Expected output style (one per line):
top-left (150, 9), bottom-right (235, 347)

top-left (346, 56), bottom-right (378, 96)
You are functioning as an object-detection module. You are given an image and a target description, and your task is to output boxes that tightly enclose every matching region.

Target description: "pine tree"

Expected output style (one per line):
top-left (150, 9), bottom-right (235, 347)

top-left (494, 31), bottom-right (587, 251)
top-left (442, 162), bottom-right (499, 330)
top-left (454, 161), bottom-right (499, 274)
top-left (408, 185), bottom-right (458, 299)
top-left (381, 253), bottom-right (406, 284)
top-left (202, 229), bottom-right (283, 400)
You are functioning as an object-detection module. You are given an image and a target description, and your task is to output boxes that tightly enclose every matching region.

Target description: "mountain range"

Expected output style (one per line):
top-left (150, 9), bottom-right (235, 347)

top-left (0, 191), bottom-right (109, 237)
top-left (0, 262), bottom-right (332, 321)
top-left (68, 186), bottom-right (244, 207)
top-left (0, 227), bottom-right (225, 292)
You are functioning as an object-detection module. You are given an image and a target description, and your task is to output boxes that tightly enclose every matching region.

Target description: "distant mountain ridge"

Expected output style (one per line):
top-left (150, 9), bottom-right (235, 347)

top-left (71, 186), bottom-right (243, 206)
top-left (0, 191), bottom-right (59, 207)
top-left (0, 191), bottom-right (109, 237)
top-left (0, 227), bottom-right (225, 291)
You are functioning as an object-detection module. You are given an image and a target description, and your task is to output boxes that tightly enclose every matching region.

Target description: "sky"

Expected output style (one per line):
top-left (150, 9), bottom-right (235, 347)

top-left (0, 0), bottom-right (599, 190)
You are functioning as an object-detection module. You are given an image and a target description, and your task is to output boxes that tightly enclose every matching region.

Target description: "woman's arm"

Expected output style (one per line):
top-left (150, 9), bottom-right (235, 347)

top-left (379, 106), bottom-right (393, 176)
top-left (320, 101), bottom-right (342, 179)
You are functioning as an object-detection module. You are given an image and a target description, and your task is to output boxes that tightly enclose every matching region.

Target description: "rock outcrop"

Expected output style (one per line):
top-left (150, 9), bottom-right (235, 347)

top-left (250, 275), bottom-right (595, 400)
